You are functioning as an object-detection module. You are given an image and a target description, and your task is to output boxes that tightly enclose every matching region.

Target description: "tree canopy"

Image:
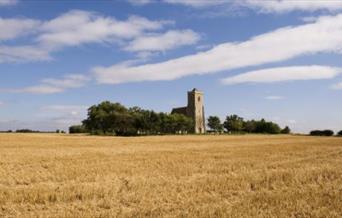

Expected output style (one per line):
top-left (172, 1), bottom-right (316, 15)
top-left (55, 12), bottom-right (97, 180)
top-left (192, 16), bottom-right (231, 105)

top-left (81, 101), bottom-right (193, 136)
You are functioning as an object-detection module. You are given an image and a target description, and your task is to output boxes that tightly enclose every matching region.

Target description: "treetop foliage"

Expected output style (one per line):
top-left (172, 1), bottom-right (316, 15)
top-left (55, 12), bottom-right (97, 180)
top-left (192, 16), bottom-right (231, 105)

top-left (80, 101), bottom-right (193, 136)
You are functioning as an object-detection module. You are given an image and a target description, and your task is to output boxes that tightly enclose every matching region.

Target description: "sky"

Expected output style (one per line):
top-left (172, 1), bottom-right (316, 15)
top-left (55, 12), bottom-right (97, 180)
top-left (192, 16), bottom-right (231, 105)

top-left (0, 0), bottom-right (342, 133)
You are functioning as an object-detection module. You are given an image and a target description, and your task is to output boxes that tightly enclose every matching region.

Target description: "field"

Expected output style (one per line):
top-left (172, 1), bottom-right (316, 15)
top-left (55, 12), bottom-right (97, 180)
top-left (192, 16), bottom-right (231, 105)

top-left (0, 134), bottom-right (341, 217)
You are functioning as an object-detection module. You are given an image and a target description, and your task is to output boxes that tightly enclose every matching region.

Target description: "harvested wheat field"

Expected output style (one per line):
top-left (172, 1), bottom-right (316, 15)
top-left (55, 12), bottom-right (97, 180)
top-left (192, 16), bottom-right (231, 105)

top-left (0, 134), bottom-right (341, 218)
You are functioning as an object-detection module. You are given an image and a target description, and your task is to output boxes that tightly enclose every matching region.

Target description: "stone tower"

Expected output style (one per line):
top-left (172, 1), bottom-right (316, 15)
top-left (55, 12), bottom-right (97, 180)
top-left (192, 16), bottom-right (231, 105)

top-left (171, 88), bottom-right (206, 134)
top-left (187, 88), bottom-right (206, 134)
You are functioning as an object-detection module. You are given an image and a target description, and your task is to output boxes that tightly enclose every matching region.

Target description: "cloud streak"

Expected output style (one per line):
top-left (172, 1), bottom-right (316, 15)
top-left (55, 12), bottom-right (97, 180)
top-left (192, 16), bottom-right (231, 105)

top-left (331, 82), bottom-right (342, 90)
top-left (265, 96), bottom-right (284, 100)
top-left (129, 0), bottom-right (342, 13)
top-left (221, 66), bottom-right (341, 85)
top-left (94, 14), bottom-right (342, 84)
top-left (0, 0), bottom-right (17, 7)
top-left (0, 10), bottom-right (190, 63)
top-left (125, 29), bottom-right (200, 52)
top-left (7, 74), bottom-right (90, 94)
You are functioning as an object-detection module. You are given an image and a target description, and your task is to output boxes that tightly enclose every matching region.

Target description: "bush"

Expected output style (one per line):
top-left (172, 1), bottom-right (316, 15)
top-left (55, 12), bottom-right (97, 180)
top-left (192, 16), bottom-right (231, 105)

top-left (281, 126), bottom-right (291, 134)
top-left (337, 130), bottom-right (342, 136)
top-left (69, 125), bottom-right (87, 134)
top-left (310, 130), bottom-right (334, 136)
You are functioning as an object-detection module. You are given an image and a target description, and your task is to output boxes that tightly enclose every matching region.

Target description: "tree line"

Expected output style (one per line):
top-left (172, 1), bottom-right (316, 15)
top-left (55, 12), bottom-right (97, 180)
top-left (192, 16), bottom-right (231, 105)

top-left (207, 115), bottom-right (290, 134)
top-left (70, 101), bottom-right (193, 136)
top-left (309, 130), bottom-right (341, 136)
top-left (69, 101), bottom-right (294, 136)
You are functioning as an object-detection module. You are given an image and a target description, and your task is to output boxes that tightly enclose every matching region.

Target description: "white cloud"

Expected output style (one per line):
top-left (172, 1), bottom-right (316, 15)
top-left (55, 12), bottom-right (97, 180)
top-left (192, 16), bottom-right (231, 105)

top-left (38, 10), bottom-right (171, 49)
top-left (240, 0), bottom-right (342, 13)
top-left (0, 10), bottom-right (180, 63)
top-left (127, 0), bottom-right (153, 5)
top-left (222, 66), bottom-right (341, 85)
top-left (163, 0), bottom-right (224, 8)
top-left (130, 0), bottom-right (342, 13)
top-left (331, 82), bottom-right (342, 90)
top-left (94, 14), bottom-right (342, 84)
top-left (0, 101), bottom-right (4, 106)
top-left (0, 18), bottom-right (40, 41)
top-left (265, 96), bottom-right (284, 100)
top-left (0, 0), bottom-right (17, 6)
top-left (125, 29), bottom-right (200, 52)
top-left (38, 105), bottom-right (88, 129)
top-left (41, 105), bottom-right (87, 117)
top-left (9, 74), bottom-right (90, 94)
top-left (0, 45), bottom-right (51, 63)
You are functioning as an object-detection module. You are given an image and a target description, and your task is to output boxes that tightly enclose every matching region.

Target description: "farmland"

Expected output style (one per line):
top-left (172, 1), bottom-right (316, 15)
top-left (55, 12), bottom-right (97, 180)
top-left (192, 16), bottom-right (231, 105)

top-left (0, 134), bottom-right (341, 217)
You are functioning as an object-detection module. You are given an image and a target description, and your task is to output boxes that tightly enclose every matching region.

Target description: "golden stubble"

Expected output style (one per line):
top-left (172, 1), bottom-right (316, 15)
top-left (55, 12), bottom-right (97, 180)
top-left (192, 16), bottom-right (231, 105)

top-left (0, 134), bottom-right (341, 217)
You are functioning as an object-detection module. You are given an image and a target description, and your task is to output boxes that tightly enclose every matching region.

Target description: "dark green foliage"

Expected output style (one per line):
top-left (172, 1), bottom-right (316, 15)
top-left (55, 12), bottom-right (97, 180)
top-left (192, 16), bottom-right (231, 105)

top-left (207, 116), bottom-right (223, 133)
top-left (16, 129), bottom-right (39, 133)
top-left (254, 119), bottom-right (281, 134)
top-left (310, 130), bottom-right (334, 136)
top-left (222, 116), bottom-right (283, 134)
top-left (81, 101), bottom-right (193, 136)
top-left (338, 130), bottom-right (342, 136)
top-left (69, 125), bottom-right (87, 134)
top-left (243, 120), bottom-right (257, 133)
top-left (281, 126), bottom-right (291, 134)
top-left (223, 114), bottom-right (244, 132)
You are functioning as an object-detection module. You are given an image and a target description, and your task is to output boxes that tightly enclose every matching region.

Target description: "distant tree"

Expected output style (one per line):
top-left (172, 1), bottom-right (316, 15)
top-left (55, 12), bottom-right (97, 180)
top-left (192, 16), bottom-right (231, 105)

top-left (243, 120), bottom-right (256, 133)
top-left (69, 125), bottom-right (87, 134)
top-left (82, 101), bottom-right (193, 136)
top-left (281, 126), bottom-right (291, 134)
top-left (322, 130), bottom-right (334, 136)
top-left (16, 129), bottom-right (37, 133)
top-left (83, 101), bottom-right (136, 136)
top-left (223, 114), bottom-right (244, 133)
top-left (56, 129), bottom-right (60, 133)
top-left (254, 119), bottom-right (281, 134)
top-left (207, 116), bottom-right (223, 133)
top-left (310, 130), bottom-right (334, 136)
top-left (337, 130), bottom-right (342, 136)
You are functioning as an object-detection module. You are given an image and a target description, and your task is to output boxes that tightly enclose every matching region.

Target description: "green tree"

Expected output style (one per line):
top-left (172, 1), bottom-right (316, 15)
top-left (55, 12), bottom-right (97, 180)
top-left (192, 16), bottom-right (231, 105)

top-left (281, 126), bottom-right (291, 134)
top-left (243, 120), bottom-right (256, 133)
top-left (337, 130), bottom-right (342, 136)
top-left (69, 125), bottom-right (87, 134)
top-left (223, 114), bottom-right (244, 133)
top-left (83, 101), bottom-right (136, 136)
top-left (207, 116), bottom-right (223, 133)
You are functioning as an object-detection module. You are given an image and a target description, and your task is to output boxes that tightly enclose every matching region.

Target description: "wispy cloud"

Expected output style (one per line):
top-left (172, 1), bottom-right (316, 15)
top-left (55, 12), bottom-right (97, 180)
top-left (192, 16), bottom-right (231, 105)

top-left (128, 0), bottom-right (342, 13)
top-left (37, 10), bottom-right (171, 49)
top-left (0, 10), bottom-right (187, 63)
top-left (239, 0), bottom-right (342, 13)
top-left (222, 66), bottom-right (341, 85)
top-left (264, 96), bottom-right (284, 100)
top-left (331, 82), bottom-right (342, 90)
top-left (39, 105), bottom-right (88, 127)
top-left (7, 74), bottom-right (90, 94)
top-left (125, 29), bottom-right (200, 52)
top-left (93, 14), bottom-right (342, 84)
top-left (0, 18), bottom-right (40, 41)
top-left (0, 45), bottom-right (51, 63)
top-left (0, 0), bottom-right (17, 7)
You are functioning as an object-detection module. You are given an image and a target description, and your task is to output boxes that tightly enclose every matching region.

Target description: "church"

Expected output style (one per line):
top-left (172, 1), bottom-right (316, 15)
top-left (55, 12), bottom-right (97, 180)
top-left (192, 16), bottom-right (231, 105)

top-left (171, 88), bottom-right (206, 134)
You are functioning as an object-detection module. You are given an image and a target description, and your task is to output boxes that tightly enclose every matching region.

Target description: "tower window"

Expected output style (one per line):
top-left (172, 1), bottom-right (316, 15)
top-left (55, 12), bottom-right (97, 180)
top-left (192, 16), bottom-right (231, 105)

top-left (198, 96), bottom-right (201, 102)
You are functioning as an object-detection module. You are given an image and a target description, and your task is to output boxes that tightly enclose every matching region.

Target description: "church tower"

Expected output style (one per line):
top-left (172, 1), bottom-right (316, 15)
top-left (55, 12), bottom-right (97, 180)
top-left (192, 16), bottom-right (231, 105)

top-left (187, 88), bottom-right (206, 134)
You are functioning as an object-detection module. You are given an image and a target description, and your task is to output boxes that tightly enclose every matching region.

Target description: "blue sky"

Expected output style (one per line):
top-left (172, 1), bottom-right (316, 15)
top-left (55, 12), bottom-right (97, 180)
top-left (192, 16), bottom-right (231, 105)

top-left (0, 0), bottom-right (342, 133)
